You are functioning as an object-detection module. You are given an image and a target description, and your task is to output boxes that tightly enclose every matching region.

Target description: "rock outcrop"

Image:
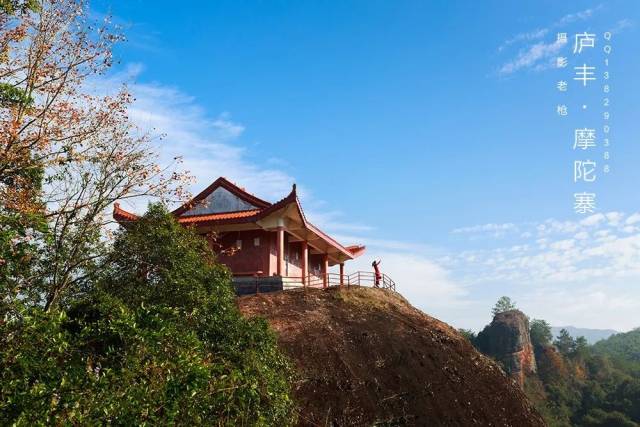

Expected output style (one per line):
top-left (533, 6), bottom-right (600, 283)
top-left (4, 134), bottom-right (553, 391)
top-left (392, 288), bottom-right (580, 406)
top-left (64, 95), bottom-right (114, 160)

top-left (476, 310), bottom-right (537, 387)
top-left (535, 345), bottom-right (568, 384)
top-left (239, 287), bottom-right (545, 426)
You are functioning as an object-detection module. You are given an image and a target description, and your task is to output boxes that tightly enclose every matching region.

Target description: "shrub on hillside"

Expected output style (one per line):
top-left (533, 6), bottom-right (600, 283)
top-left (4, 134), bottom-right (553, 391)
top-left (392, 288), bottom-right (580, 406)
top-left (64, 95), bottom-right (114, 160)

top-left (0, 204), bottom-right (294, 425)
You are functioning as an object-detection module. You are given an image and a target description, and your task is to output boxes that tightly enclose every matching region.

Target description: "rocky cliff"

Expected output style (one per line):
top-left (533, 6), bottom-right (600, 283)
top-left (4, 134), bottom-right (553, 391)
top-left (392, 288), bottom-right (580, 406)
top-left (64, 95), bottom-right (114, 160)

top-left (476, 310), bottom-right (537, 387)
top-left (238, 287), bottom-right (545, 426)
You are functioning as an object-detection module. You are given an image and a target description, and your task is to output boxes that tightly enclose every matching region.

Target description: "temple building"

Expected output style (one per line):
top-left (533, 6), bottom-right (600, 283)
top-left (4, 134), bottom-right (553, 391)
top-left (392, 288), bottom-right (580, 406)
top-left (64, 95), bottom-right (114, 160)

top-left (113, 177), bottom-right (366, 293)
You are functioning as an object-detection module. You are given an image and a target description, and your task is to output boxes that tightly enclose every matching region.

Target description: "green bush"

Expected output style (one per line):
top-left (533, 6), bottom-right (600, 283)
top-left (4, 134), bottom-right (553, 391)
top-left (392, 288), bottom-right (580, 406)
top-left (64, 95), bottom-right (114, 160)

top-left (0, 204), bottom-right (295, 425)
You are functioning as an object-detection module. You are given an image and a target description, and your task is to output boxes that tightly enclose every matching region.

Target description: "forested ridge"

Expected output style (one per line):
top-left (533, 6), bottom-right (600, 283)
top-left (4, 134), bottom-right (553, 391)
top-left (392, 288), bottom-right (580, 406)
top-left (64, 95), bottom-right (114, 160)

top-left (464, 298), bottom-right (640, 426)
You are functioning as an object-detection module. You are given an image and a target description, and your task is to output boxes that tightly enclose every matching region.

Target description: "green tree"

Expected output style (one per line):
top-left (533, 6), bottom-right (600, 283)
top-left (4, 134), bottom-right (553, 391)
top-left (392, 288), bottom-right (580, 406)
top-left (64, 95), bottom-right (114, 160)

top-left (98, 204), bottom-right (296, 424)
top-left (492, 296), bottom-right (516, 317)
top-left (0, 0), bottom-right (46, 317)
top-left (0, 0), bottom-right (39, 14)
top-left (458, 328), bottom-right (477, 346)
top-left (530, 319), bottom-right (553, 348)
top-left (555, 329), bottom-right (576, 356)
top-left (592, 328), bottom-right (640, 364)
top-left (581, 408), bottom-right (636, 427)
top-left (573, 336), bottom-right (590, 361)
top-left (0, 0), bottom-right (189, 312)
top-left (0, 205), bottom-right (295, 425)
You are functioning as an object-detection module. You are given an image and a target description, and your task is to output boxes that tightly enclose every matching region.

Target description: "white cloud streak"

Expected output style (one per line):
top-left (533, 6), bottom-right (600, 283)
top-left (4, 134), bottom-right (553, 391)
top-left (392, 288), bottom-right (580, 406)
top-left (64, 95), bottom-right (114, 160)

top-left (452, 222), bottom-right (518, 235)
top-left (92, 63), bottom-right (295, 212)
top-left (448, 212), bottom-right (640, 326)
top-left (497, 6), bottom-right (603, 75)
top-left (499, 28), bottom-right (549, 52)
top-left (499, 39), bottom-right (565, 75)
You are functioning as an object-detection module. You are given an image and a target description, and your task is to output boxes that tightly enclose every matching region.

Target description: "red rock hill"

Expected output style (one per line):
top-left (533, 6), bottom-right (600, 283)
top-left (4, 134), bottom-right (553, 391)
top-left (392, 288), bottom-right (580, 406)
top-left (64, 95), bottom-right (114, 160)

top-left (476, 310), bottom-right (538, 387)
top-left (238, 287), bottom-right (546, 426)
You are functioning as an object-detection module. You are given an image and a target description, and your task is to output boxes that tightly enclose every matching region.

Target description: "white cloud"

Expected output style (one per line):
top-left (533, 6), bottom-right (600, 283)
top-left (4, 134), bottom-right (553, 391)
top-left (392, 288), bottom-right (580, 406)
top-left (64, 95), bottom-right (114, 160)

top-left (519, 282), bottom-right (639, 331)
top-left (128, 86), bottom-right (294, 204)
top-left (611, 18), bottom-right (634, 34)
top-left (550, 239), bottom-right (575, 251)
top-left (498, 28), bottom-right (549, 52)
top-left (324, 230), bottom-right (471, 327)
top-left (606, 212), bottom-right (624, 226)
top-left (91, 63), bottom-right (295, 212)
top-left (333, 233), bottom-right (435, 254)
top-left (344, 250), bottom-right (470, 321)
top-left (304, 209), bottom-right (375, 234)
top-left (556, 6), bottom-right (601, 26)
top-left (447, 211), bottom-right (640, 331)
top-left (497, 6), bottom-right (602, 75)
top-left (541, 219), bottom-right (581, 235)
top-left (452, 222), bottom-right (517, 235)
top-left (626, 213), bottom-right (640, 225)
top-left (499, 39), bottom-right (565, 75)
top-left (211, 113), bottom-right (245, 140)
top-left (581, 213), bottom-right (606, 227)
top-left (574, 231), bottom-right (589, 240)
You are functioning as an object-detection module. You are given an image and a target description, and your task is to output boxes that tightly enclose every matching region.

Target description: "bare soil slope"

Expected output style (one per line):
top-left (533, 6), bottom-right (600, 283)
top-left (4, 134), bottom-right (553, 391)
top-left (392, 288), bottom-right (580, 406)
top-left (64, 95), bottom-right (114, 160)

top-left (238, 286), bottom-right (546, 426)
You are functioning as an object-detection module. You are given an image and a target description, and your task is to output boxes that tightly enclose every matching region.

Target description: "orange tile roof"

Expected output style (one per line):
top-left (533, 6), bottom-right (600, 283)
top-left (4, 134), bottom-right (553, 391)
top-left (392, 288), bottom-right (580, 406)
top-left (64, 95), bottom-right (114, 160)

top-left (113, 178), bottom-right (365, 261)
top-left (177, 209), bottom-right (261, 223)
top-left (346, 245), bottom-right (366, 256)
top-left (113, 203), bottom-right (139, 221)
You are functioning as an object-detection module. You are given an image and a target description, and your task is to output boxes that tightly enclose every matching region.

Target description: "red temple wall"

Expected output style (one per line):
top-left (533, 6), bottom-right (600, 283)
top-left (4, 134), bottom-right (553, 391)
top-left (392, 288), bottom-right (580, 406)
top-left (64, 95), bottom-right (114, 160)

top-left (213, 229), bottom-right (272, 275)
top-left (210, 229), bottom-right (322, 279)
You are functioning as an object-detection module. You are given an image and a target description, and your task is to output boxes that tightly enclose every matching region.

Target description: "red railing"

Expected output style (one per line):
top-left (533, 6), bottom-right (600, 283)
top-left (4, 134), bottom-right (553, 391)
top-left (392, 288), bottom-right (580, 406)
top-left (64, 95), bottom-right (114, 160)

top-left (283, 271), bottom-right (396, 292)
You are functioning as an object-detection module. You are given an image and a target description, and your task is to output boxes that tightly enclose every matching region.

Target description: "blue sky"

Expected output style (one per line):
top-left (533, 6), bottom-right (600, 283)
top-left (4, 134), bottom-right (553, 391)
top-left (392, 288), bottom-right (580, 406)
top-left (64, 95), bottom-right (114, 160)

top-left (94, 1), bottom-right (640, 332)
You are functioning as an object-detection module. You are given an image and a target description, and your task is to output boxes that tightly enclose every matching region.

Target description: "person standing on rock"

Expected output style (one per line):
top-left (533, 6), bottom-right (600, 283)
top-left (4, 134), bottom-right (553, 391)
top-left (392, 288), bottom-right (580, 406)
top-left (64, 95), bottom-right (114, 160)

top-left (372, 259), bottom-right (382, 287)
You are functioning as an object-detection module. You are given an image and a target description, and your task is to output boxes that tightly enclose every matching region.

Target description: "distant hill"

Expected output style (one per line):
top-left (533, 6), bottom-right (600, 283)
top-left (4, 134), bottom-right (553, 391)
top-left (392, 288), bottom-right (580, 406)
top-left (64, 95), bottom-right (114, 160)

top-left (239, 287), bottom-right (545, 426)
top-left (551, 326), bottom-right (618, 344)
